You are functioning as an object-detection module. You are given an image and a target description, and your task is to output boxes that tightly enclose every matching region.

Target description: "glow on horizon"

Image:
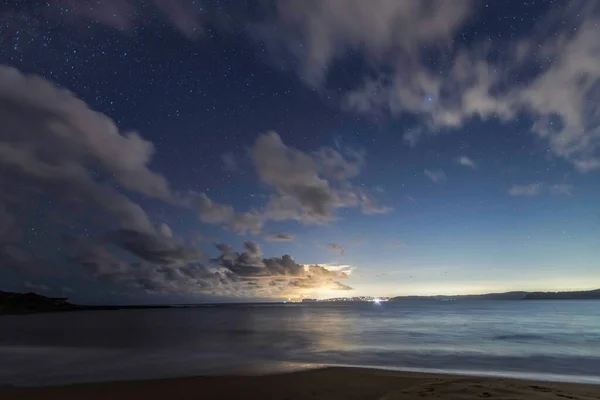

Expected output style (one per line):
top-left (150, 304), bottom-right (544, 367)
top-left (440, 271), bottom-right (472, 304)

top-left (338, 280), bottom-right (600, 298)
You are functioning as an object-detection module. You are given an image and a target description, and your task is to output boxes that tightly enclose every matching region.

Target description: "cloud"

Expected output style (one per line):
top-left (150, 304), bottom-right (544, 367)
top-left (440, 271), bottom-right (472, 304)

top-left (221, 152), bottom-right (237, 172)
top-left (211, 242), bottom-right (353, 297)
top-left (57, 0), bottom-right (203, 38)
top-left (251, 132), bottom-right (362, 224)
top-left (457, 156), bottom-right (477, 169)
top-left (508, 183), bottom-right (543, 197)
top-left (248, 132), bottom-right (390, 224)
top-left (424, 169), bottom-right (447, 184)
top-left (509, 183), bottom-right (574, 197)
top-left (324, 242), bottom-right (345, 256)
top-left (265, 232), bottom-right (295, 242)
top-left (0, 244), bottom-right (50, 276)
top-left (267, 0), bottom-right (600, 172)
top-left (359, 192), bottom-right (393, 215)
top-left (549, 184), bottom-right (574, 196)
top-left (24, 281), bottom-right (50, 292)
top-left (269, 0), bottom-right (473, 84)
top-left (70, 240), bottom-right (231, 296)
top-left (158, 223), bottom-right (173, 238)
top-left (108, 229), bottom-right (205, 266)
top-left (188, 192), bottom-right (263, 235)
top-left (0, 65), bottom-right (178, 234)
top-left (0, 204), bottom-right (17, 243)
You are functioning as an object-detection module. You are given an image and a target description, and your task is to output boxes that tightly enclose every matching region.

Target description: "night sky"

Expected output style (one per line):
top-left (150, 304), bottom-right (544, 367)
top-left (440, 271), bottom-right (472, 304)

top-left (0, 0), bottom-right (599, 303)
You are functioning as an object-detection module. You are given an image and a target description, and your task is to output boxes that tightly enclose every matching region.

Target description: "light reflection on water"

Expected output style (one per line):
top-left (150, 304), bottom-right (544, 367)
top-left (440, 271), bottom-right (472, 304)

top-left (0, 301), bottom-right (599, 386)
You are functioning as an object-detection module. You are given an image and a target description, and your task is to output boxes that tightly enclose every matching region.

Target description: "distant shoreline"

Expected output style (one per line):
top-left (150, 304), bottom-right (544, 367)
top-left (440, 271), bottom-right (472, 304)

top-left (2, 289), bottom-right (600, 315)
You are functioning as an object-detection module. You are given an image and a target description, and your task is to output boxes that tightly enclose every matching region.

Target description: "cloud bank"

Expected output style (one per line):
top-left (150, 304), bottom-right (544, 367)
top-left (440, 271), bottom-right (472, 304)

top-left (0, 65), bottom-right (365, 299)
top-left (266, 0), bottom-right (600, 172)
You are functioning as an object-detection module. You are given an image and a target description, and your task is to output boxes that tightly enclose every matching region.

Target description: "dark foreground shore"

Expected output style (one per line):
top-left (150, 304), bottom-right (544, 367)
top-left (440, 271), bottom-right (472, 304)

top-left (2, 367), bottom-right (599, 400)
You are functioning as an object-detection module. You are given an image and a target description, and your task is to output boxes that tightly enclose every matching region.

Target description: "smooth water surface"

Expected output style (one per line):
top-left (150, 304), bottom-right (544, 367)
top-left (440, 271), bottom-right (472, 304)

top-left (1, 301), bottom-right (599, 386)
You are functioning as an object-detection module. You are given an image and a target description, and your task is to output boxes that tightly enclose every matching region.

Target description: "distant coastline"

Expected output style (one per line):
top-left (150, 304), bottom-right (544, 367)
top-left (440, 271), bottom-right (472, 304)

top-left (305, 289), bottom-right (600, 303)
top-left (389, 289), bottom-right (600, 302)
top-left (2, 288), bottom-right (600, 315)
top-left (0, 291), bottom-right (171, 315)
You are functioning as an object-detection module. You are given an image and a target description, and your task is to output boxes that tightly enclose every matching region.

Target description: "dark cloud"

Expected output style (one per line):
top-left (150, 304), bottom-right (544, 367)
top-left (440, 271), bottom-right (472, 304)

top-left (212, 243), bottom-right (353, 295)
top-left (108, 229), bottom-right (205, 266)
top-left (67, 239), bottom-right (353, 298)
top-left (0, 244), bottom-right (50, 276)
top-left (70, 240), bottom-right (230, 296)
top-left (324, 243), bottom-right (345, 256)
top-left (213, 241), bottom-right (267, 277)
top-left (24, 281), bottom-right (50, 292)
top-left (265, 232), bottom-right (295, 242)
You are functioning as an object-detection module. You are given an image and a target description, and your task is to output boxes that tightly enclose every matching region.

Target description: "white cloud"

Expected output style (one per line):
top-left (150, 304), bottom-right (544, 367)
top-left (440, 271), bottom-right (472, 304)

top-left (424, 169), bottom-right (447, 184)
top-left (221, 152), bottom-right (237, 172)
top-left (549, 184), bottom-right (574, 196)
top-left (508, 183), bottom-right (574, 197)
top-left (457, 156), bottom-right (477, 169)
top-left (267, 0), bottom-right (600, 172)
top-left (270, 0), bottom-right (473, 84)
top-left (508, 183), bottom-right (543, 197)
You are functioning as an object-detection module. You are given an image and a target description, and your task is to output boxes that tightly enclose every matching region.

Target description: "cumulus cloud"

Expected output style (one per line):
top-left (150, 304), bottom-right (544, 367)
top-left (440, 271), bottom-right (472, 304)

top-left (211, 242), bottom-right (353, 297)
top-left (57, 0), bottom-right (203, 38)
top-left (187, 192), bottom-right (263, 235)
top-left (457, 156), bottom-right (477, 169)
top-left (0, 65), bottom-right (177, 235)
top-left (508, 183), bottom-right (543, 197)
top-left (250, 131), bottom-right (388, 224)
top-left (424, 169), bottom-right (447, 184)
top-left (265, 232), bottom-right (295, 242)
top-left (251, 132), bottom-right (355, 224)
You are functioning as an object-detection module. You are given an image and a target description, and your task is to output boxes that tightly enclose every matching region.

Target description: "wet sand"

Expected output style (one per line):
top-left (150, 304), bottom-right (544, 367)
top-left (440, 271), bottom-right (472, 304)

top-left (1, 367), bottom-right (599, 400)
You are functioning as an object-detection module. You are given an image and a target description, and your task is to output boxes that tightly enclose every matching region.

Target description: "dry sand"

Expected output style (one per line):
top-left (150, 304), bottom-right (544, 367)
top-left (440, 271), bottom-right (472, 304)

top-left (1, 367), bottom-right (599, 400)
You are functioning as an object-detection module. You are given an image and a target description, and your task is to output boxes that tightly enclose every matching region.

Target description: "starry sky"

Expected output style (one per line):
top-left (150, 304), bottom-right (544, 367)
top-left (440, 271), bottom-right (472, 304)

top-left (0, 0), bottom-right (599, 303)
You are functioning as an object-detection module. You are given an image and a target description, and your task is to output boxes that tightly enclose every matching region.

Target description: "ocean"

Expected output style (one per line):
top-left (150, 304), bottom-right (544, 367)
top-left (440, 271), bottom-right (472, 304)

top-left (1, 301), bottom-right (599, 386)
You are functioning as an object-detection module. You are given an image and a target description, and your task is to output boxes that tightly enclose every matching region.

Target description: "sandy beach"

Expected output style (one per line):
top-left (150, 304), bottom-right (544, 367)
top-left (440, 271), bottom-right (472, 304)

top-left (1, 367), bottom-right (599, 400)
